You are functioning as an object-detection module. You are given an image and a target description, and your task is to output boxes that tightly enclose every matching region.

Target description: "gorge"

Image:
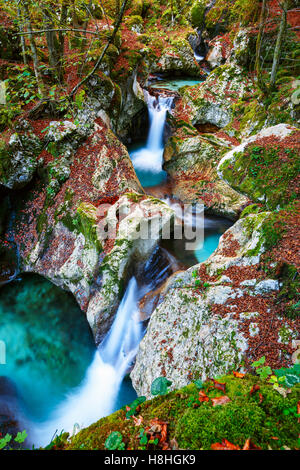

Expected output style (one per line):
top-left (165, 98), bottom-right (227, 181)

top-left (0, 0), bottom-right (299, 452)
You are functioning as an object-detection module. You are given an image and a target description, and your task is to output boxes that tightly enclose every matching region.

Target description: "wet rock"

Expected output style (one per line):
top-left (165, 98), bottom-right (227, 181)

top-left (131, 212), bottom-right (282, 397)
top-left (152, 39), bottom-right (202, 77)
top-left (163, 125), bottom-right (249, 218)
top-left (0, 120), bottom-right (42, 189)
top-left (182, 63), bottom-right (254, 128)
top-left (218, 124), bottom-right (299, 209)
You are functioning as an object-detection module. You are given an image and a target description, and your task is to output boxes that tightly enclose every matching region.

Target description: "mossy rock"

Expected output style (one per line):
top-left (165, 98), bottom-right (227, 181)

top-left (65, 373), bottom-right (300, 450)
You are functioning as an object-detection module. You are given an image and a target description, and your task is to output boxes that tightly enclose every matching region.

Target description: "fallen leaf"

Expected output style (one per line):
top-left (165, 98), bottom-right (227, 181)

top-left (250, 384), bottom-right (260, 395)
top-left (211, 395), bottom-right (231, 407)
top-left (242, 438), bottom-right (261, 450)
top-left (297, 400), bottom-right (300, 424)
top-left (212, 379), bottom-right (227, 393)
top-left (198, 391), bottom-right (210, 402)
top-left (211, 439), bottom-right (240, 450)
top-left (233, 371), bottom-right (245, 378)
top-left (132, 415), bottom-right (143, 426)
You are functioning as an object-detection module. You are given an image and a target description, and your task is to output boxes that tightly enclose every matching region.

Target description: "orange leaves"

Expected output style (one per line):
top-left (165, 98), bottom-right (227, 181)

top-left (132, 415), bottom-right (143, 427)
top-left (211, 439), bottom-right (240, 450)
top-left (233, 371), bottom-right (246, 378)
top-left (211, 439), bottom-right (261, 451)
top-left (211, 379), bottom-right (227, 393)
top-left (142, 418), bottom-right (169, 449)
top-left (242, 439), bottom-right (261, 450)
top-left (250, 384), bottom-right (260, 395)
top-left (198, 391), bottom-right (210, 402)
top-left (198, 380), bottom-right (230, 407)
top-left (211, 395), bottom-right (231, 407)
top-left (250, 384), bottom-right (264, 403)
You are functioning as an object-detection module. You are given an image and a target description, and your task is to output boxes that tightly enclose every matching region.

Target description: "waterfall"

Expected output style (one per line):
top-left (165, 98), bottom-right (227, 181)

top-left (33, 278), bottom-right (143, 446)
top-left (130, 92), bottom-right (173, 173)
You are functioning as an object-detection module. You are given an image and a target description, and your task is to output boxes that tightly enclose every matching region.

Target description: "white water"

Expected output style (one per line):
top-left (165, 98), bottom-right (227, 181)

top-left (131, 92), bottom-right (173, 173)
top-left (32, 278), bottom-right (143, 447)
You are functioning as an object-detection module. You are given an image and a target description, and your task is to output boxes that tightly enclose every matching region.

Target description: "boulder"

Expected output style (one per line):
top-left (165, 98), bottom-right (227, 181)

top-left (152, 39), bottom-right (202, 77)
top-left (218, 124), bottom-right (300, 210)
top-left (131, 212), bottom-right (288, 397)
top-left (0, 120), bottom-right (42, 189)
top-left (182, 63), bottom-right (254, 128)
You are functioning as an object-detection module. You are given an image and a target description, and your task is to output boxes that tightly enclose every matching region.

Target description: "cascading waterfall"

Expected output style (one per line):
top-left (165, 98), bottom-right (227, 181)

top-left (130, 92), bottom-right (173, 174)
top-left (33, 278), bottom-right (143, 446)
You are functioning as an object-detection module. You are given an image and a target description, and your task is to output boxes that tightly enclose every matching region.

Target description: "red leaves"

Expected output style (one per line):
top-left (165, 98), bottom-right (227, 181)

top-left (250, 384), bottom-right (264, 403)
top-left (211, 439), bottom-right (240, 450)
top-left (199, 380), bottom-right (230, 407)
top-left (198, 391), bottom-right (210, 402)
top-left (250, 384), bottom-right (260, 395)
top-left (141, 418), bottom-right (169, 450)
top-left (211, 379), bottom-right (226, 393)
top-left (211, 395), bottom-right (231, 407)
top-left (211, 439), bottom-right (261, 451)
top-left (242, 439), bottom-right (261, 451)
top-left (233, 371), bottom-right (246, 378)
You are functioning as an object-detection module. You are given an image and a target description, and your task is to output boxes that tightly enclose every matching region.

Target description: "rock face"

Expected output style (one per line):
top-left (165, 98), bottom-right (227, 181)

top-left (86, 194), bottom-right (174, 344)
top-left (86, 71), bottom-right (146, 142)
top-left (0, 120), bottom-right (42, 189)
top-left (182, 63), bottom-right (253, 128)
top-left (0, 108), bottom-right (175, 344)
top-left (218, 124), bottom-right (300, 210)
top-left (163, 131), bottom-right (249, 218)
top-left (131, 212), bottom-right (284, 397)
top-left (152, 39), bottom-right (202, 77)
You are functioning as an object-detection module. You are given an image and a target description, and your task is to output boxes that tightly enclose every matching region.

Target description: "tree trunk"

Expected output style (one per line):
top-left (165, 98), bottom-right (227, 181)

top-left (255, 0), bottom-right (268, 92)
top-left (17, 7), bottom-right (27, 65)
top-left (70, 0), bottom-right (129, 98)
top-left (269, 1), bottom-right (288, 89)
top-left (21, 1), bottom-right (45, 97)
top-left (42, 4), bottom-right (61, 80)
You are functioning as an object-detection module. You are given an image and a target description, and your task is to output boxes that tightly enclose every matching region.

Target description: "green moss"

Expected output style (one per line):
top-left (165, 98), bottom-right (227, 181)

top-left (190, 0), bottom-right (206, 28)
top-left (220, 144), bottom-right (300, 210)
top-left (76, 202), bottom-right (102, 251)
top-left (240, 204), bottom-right (263, 218)
top-left (65, 374), bottom-right (300, 451)
top-left (277, 264), bottom-right (300, 319)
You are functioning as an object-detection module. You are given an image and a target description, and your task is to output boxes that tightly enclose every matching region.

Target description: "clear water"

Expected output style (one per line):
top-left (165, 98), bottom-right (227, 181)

top-left (129, 142), bottom-right (167, 187)
top-left (194, 232), bottom-right (223, 263)
top-left (0, 274), bottom-right (140, 446)
top-left (129, 93), bottom-right (173, 188)
top-left (150, 79), bottom-right (203, 92)
top-left (0, 274), bottom-right (95, 423)
top-left (32, 277), bottom-right (143, 446)
top-left (161, 215), bottom-right (232, 268)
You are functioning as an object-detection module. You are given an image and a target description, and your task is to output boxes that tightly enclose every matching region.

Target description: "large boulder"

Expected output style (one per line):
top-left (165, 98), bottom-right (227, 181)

top-left (152, 39), bottom-right (202, 77)
top-left (0, 120), bottom-right (42, 189)
top-left (131, 211), bottom-right (298, 397)
top-left (218, 124), bottom-right (300, 210)
top-left (163, 131), bottom-right (249, 218)
top-left (182, 63), bottom-right (254, 128)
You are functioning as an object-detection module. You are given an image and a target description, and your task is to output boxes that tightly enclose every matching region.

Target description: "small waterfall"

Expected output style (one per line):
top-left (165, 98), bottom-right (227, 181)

top-left (33, 278), bottom-right (143, 446)
top-left (130, 92), bottom-right (173, 173)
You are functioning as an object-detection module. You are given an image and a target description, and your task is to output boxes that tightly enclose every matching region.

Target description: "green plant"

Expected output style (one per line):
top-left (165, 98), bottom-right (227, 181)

top-left (104, 431), bottom-right (125, 450)
top-left (125, 396), bottom-right (146, 419)
top-left (151, 377), bottom-right (172, 396)
top-left (0, 430), bottom-right (28, 450)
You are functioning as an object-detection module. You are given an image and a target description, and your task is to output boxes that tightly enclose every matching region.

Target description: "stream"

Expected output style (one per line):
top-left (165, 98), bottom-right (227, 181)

top-left (0, 80), bottom-right (232, 447)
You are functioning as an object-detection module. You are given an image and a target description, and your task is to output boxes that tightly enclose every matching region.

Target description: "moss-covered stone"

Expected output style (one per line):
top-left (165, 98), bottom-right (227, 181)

top-left (65, 374), bottom-right (300, 450)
